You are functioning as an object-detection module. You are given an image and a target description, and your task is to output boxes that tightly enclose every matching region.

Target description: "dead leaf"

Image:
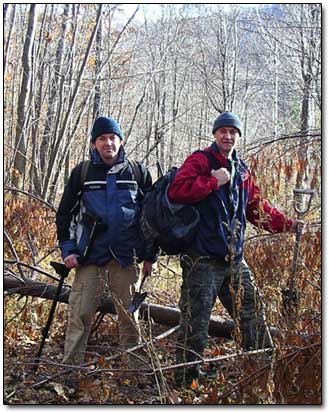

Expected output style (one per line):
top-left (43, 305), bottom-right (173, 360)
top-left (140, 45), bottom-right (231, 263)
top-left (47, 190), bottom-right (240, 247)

top-left (211, 348), bottom-right (224, 356)
top-left (190, 379), bottom-right (199, 390)
top-left (50, 382), bottom-right (69, 401)
top-left (98, 355), bottom-right (106, 367)
top-left (80, 378), bottom-right (101, 391)
top-left (207, 387), bottom-right (219, 403)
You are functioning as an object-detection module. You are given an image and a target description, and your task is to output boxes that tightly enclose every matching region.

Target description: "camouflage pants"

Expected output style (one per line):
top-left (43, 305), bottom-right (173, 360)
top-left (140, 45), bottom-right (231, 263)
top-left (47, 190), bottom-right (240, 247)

top-left (176, 253), bottom-right (273, 383)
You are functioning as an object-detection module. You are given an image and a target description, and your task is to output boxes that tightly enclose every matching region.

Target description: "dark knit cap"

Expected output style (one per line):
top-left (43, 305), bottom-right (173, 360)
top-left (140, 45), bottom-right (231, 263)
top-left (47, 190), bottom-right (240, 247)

top-left (91, 116), bottom-right (123, 142)
top-left (212, 112), bottom-right (242, 136)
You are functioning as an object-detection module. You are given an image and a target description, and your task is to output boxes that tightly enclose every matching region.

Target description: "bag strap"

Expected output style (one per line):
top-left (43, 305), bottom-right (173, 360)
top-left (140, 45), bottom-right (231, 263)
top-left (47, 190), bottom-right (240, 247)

top-left (200, 150), bottom-right (236, 190)
top-left (194, 150), bottom-right (220, 170)
top-left (80, 159), bottom-right (143, 187)
top-left (80, 160), bottom-right (91, 189)
top-left (128, 159), bottom-right (143, 186)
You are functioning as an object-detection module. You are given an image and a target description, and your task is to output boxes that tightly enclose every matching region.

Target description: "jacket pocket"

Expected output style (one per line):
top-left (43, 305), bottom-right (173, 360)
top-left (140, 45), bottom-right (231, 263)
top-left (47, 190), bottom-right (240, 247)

top-left (116, 180), bottom-right (138, 204)
top-left (76, 222), bottom-right (90, 256)
top-left (121, 205), bottom-right (139, 228)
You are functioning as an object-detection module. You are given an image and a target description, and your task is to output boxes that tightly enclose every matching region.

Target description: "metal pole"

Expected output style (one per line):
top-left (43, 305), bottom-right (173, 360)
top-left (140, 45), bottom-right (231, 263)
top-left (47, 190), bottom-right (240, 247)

top-left (32, 262), bottom-right (70, 372)
top-left (283, 188), bottom-right (314, 315)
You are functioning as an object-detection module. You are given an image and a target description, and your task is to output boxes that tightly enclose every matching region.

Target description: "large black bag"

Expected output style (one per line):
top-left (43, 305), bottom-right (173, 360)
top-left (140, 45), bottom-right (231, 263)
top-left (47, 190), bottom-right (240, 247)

top-left (140, 151), bottom-right (217, 255)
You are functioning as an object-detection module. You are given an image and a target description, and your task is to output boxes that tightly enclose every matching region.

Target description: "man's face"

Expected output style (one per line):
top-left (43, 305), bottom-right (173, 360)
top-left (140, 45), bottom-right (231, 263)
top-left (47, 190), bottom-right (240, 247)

top-left (93, 133), bottom-right (122, 163)
top-left (214, 127), bottom-right (239, 158)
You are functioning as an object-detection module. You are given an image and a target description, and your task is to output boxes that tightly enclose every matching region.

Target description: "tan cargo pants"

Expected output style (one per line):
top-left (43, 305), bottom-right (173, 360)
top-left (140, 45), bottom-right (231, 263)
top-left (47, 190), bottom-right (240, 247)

top-left (63, 259), bottom-right (140, 364)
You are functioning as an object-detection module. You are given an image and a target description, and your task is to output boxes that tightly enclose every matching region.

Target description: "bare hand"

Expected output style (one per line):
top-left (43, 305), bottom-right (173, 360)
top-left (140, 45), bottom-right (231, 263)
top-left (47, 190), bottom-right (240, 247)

top-left (64, 254), bottom-right (80, 269)
top-left (142, 261), bottom-right (153, 277)
top-left (211, 167), bottom-right (230, 188)
top-left (289, 219), bottom-right (306, 234)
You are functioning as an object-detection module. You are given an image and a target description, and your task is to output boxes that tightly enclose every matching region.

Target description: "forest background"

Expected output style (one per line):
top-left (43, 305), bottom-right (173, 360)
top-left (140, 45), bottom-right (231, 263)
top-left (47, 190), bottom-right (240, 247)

top-left (3, 3), bottom-right (322, 405)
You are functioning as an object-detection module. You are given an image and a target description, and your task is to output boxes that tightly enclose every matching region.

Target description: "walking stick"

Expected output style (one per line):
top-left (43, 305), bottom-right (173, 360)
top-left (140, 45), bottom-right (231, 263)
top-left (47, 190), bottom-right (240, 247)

top-left (156, 160), bottom-right (164, 179)
top-left (32, 261), bottom-right (70, 372)
top-left (282, 188), bottom-right (314, 315)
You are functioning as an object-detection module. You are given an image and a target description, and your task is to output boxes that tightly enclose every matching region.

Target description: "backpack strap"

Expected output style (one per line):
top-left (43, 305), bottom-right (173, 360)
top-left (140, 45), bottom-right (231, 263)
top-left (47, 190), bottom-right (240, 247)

top-left (128, 159), bottom-right (147, 200)
top-left (194, 150), bottom-right (220, 171)
top-left (80, 160), bottom-right (91, 189)
top-left (80, 158), bottom-right (143, 192)
top-left (199, 150), bottom-right (236, 190)
top-left (81, 159), bottom-right (143, 185)
top-left (128, 159), bottom-right (143, 186)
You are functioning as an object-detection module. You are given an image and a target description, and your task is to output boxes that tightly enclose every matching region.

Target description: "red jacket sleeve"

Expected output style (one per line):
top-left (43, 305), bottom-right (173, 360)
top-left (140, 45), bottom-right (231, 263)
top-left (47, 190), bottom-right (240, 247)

top-left (246, 177), bottom-right (293, 233)
top-left (167, 152), bottom-right (218, 204)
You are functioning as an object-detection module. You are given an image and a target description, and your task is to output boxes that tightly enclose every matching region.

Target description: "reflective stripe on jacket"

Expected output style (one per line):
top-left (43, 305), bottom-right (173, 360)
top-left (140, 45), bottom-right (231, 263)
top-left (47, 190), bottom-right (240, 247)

top-left (56, 147), bottom-right (154, 267)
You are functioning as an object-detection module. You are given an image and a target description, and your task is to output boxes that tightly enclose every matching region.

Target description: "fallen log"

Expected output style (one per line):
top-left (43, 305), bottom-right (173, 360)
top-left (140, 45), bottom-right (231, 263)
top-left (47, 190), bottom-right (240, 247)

top-left (4, 275), bottom-right (117, 312)
top-left (4, 275), bottom-right (276, 339)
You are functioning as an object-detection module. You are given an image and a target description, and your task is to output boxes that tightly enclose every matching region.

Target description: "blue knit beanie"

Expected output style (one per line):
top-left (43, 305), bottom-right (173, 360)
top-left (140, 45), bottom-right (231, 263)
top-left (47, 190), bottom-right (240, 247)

top-left (212, 112), bottom-right (242, 136)
top-left (91, 116), bottom-right (124, 142)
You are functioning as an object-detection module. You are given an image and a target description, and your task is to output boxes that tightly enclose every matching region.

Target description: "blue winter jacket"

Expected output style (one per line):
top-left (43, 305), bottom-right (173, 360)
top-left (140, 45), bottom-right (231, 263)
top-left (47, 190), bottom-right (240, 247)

top-left (56, 147), bottom-right (156, 267)
top-left (194, 144), bottom-right (249, 262)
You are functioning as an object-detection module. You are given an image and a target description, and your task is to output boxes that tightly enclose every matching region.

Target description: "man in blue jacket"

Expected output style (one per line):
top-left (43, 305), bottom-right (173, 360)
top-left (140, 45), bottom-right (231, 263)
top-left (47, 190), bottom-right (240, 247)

top-left (56, 116), bottom-right (156, 365)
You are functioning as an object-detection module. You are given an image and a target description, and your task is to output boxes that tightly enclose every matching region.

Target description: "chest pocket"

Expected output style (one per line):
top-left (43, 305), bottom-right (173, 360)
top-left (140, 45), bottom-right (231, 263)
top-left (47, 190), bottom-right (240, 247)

top-left (115, 179), bottom-right (139, 230)
top-left (116, 179), bottom-right (139, 203)
top-left (83, 181), bottom-right (107, 192)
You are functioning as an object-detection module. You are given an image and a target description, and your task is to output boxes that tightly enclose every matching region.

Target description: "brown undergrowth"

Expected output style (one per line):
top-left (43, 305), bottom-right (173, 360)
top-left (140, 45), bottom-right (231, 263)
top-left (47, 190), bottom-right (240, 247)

top-left (4, 185), bottom-right (321, 405)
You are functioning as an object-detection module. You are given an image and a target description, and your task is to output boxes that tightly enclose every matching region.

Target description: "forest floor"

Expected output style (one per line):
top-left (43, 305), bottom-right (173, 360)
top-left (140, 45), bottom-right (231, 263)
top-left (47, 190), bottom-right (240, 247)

top-left (4, 312), bottom-right (246, 405)
top-left (3, 300), bottom-right (321, 405)
top-left (3, 252), bottom-right (321, 405)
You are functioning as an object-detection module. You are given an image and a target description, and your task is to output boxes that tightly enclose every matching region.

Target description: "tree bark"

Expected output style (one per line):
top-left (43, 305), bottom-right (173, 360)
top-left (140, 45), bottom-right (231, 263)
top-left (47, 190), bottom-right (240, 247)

top-left (42, 4), bottom-right (103, 202)
top-left (4, 4), bottom-right (16, 75)
top-left (92, 15), bottom-right (103, 119)
top-left (29, 5), bottom-right (52, 195)
top-left (38, 4), bottom-right (70, 195)
top-left (12, 4), bottom-right (37, 189)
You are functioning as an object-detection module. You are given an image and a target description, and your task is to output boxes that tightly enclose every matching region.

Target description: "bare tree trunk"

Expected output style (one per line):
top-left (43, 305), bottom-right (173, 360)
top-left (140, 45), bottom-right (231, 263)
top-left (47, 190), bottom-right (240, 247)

top-left (5, 62), bottom-right (19, 184)
top-left (29, 5), bottom-right (52, 194)
top-left (296, 5), bottom-right (318, 189)
top-left (229, 10), bottom-right (239, 111)
top-left (4, 4), bottom-right (16, 75)
top-left (3, 2), bottom-right (9, 20)
top-left (12, 4), bottom-right (37, 189)
top-left (39, 4), bottom-right (70, 194)
top-left (144, 98), bottom-right (154, 167)
top-left (169, 56), bottom-right (178, 168)
top-left (242, 64), bottom-right (249, 152)
top-left (160, 81), bottom-right (166, 169)
top-left (272, 40), bottom-right (279, 138)
top-left (93, 15), bottom-right (103, 119)
top-left (4, 4), bottom-right (321, 201)
top-left (42, 4), bottom-right (103, 201)
top-left (195, 8), bottom-right (239, 114)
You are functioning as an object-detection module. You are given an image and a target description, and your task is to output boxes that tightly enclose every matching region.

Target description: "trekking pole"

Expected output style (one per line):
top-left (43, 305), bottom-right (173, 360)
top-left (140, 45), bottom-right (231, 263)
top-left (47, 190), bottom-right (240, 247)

top-left (283, 188), bottom-right (314, 313)
top-left (156, 160), bottom-right (164, 178)
top-left (32, 261), bottom-right (70, 372)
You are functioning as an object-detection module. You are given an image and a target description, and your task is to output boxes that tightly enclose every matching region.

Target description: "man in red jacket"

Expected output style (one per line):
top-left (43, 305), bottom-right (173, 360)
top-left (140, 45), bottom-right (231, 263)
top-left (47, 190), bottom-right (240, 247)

top-left (168, 112), bottom-right (304, 386)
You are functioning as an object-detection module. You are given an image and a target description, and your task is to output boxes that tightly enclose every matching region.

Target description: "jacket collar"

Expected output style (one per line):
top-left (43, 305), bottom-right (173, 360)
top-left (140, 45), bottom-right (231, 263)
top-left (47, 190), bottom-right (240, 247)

top-left (210, 141), bottom-right (239, 162)
top-left (90, 145), bottom-right (126, 166)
